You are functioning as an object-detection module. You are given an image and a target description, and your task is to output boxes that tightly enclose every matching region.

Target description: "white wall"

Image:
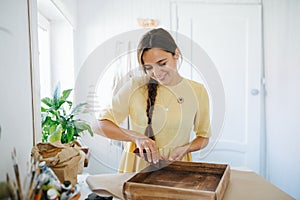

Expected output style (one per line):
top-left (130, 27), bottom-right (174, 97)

top-left (74, 0), bottom-right (300, 199)
top-left (37, 0), bottom-right (76, 96)
top-left (50, 20), bottom-right (75, 92)
top-left (51, 0), bottom-right (77, 28)
top-left (75, 0), bottom-right (172, 78)
top-left (263, 0), bottom-right (300, 198)
top-left (0, 0), bottom-right (35, 182)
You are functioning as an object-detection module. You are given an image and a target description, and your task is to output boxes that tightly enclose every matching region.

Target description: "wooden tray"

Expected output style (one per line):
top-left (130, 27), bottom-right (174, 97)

top-left (123, 161), bottom-right (230, 200)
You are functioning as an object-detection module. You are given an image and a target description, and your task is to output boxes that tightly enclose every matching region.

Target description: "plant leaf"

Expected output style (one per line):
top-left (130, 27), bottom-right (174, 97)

top-left (61, 89), bottom-right (72, 101)
top-left (86, 125), bottom-right (94, 136)
top-left (49, 124), bottom-right (63, 142)
top-left (58, 89), bottom-right (72, 108)
top-left (42, 115), bottom-right (54, 127)
top-left (58, 115), bottom-right (68, 130)
top-left (53, 83), bottom-right (61, 108)
top-left (41, 83), bottom-right (94, 143)
top-left (41, 97), bottom-right (53, 107)
top-left (74, 120), bottom-right (94, 136)
top-left (41, 107), bottom-right (47, 112)
top-left (66, 128), bottom-right (75, 143)
top-left (60, 133), bottom-right (68, 144)
top-left (66, 101), bottom-right (73, 109)
top-left (70, 103), bottom-right (87, 116)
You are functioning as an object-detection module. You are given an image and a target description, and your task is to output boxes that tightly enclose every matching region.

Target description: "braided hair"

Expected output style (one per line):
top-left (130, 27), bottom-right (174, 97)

top-left (145, 78), bottom-right (158, 140)
top-left (137, 28), bottom-right (179, 140)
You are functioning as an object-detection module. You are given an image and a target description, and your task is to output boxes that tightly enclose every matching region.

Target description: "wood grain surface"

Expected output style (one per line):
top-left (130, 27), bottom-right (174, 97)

top-left (123, 161), bottom-right (230, 200)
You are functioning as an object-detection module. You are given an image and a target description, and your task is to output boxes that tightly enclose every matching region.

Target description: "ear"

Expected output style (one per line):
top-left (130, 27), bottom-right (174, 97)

top-left (174, 48), bottom-right (180, 60)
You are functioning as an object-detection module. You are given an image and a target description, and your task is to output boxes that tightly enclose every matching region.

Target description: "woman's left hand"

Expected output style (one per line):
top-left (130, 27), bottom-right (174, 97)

top-left (167, 136), bottom-right (209, 161)
top-left (168, 145), bottom-right (189, 161)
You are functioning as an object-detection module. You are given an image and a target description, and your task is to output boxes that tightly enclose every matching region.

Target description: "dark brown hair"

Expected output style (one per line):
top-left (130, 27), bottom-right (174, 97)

top-left (137, 28), bottom-right (178, 67)
top-left (137, 28), bottom-right (179, 140)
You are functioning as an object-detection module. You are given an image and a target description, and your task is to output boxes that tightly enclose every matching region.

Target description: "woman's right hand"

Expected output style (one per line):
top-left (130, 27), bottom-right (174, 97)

top-left (133, 135), bottom-right (159, 164)
top-left (97, 120), bottom-right (159, 163)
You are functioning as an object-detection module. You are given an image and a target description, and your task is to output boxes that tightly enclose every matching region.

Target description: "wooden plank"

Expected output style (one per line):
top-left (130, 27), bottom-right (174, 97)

top-left (216, 165), bottom-right (231, 200)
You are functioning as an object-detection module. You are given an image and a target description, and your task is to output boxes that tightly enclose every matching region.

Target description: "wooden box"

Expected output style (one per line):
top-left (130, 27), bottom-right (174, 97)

top-left (123, 161), bottom-right (230, 200)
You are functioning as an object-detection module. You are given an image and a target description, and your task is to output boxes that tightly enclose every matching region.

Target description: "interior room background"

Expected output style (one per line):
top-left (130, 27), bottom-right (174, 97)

top-left (0, 0), bottom-right (299, 199)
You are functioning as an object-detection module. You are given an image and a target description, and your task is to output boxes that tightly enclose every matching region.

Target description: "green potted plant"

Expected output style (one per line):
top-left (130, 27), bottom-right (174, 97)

top-left (41, 83), bottom-right (93, 143)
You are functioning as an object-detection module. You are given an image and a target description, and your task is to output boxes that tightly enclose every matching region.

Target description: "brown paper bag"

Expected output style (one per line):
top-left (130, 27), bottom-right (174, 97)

top-left (31, 141), bottom-right (84, 185)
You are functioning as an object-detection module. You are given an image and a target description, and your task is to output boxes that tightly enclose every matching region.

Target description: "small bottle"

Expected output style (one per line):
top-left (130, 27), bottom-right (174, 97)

top-left (60, 180), bottom-right (72, 200)
top-left (39, 161), bottom-right (60, 183)
top-left (38, 173), bottom-right (50, 185)
top-left (61, 180), bottom-right (72, 193)
top-left (47, 188), bottom-right (58, 200)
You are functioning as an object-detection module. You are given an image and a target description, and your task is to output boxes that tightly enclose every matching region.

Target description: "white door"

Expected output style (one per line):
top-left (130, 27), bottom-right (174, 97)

top-left (171, 2), bottom-right (264, 174)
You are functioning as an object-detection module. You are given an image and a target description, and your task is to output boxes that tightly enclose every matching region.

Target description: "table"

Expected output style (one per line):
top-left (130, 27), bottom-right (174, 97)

top-left (81, 169), bottom-right (295, 200)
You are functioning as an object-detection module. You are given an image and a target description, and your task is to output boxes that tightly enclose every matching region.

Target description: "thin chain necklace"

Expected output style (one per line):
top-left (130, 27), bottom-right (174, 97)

top-left (159, 85), bottom-right (175, 112)
top-left (163, 96), bottom-right (174, 112)
top-left (162, 76), bottom-right (185, 111)
top-left (161, 88), bottom-right (184, 112)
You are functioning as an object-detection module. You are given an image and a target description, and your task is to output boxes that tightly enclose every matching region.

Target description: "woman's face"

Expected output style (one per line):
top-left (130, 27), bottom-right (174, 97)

top-left (142, 48), bottom-right (180, 86)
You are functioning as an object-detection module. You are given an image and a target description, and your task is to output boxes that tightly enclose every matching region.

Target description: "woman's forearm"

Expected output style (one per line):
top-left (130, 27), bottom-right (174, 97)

top-left (186, 136), bottom-right (209, 153)
top-left (95, 119), bottom-right (159, 163)
top-left (94, 119), bottom-right (137, 142)
top-left (168, 136), bottom-right (209, 161)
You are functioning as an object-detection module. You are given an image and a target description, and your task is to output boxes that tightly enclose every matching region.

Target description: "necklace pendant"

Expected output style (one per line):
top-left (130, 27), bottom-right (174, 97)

top-left (177, 97), bottom-right (184, 104)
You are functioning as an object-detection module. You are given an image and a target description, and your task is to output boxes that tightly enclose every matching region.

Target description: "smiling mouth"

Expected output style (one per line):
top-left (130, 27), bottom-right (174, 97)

top-left (156, 73), bottom-right (167, 81)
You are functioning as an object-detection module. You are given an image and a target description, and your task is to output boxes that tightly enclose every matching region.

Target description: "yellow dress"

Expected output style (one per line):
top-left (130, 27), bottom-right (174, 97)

top-left (98, 76), bottom-right (211, 173)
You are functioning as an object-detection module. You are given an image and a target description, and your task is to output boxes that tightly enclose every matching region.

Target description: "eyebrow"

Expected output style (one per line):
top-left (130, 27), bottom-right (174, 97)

top-left (156, 58), bottom-right (168, 63)
top-left (144, 58), bottom-right (168, 65)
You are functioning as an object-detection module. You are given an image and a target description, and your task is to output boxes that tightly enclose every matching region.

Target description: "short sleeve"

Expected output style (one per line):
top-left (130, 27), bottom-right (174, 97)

top-left (98, 77), bottom-right (147, 125)
top-left (193, 84), bottom-right (211, 138)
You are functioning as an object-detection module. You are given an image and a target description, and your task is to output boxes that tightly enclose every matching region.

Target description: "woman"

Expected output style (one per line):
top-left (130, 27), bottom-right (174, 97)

top-left (97, 28), bottom-right (211, 173)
